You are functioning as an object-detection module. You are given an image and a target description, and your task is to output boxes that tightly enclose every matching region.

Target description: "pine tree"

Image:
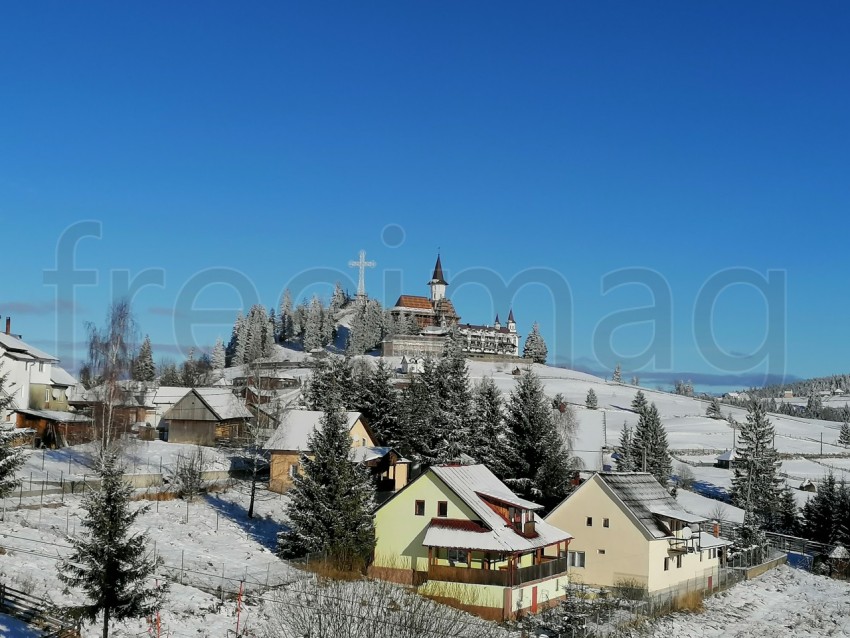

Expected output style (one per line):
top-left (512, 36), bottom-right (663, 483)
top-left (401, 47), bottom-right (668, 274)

top-left (303, 357), bottom-right (358, 412)
top-left (358, 359), bottom-right (399, 447)
top-left (470, 377), bottom-right (510, 478)
top-left (503, 369), bottom-right (572, 507)
top-left (277, 400), bottom-right (376, 570)
top-left (631, 390), bottom-right (648, 415)
top-left (346, 299), bottom-right (384, 354)
top-left (0, 367), bottom-right (24, 497)
top-left (839, 421), bottom-right (850, 448)
top-left (803, 472), bottom-right (838, 544)
top-left (211, 338), bottom-right (226, 371)
top-left (132, 336), bottom-right (155, 382)
top-left (612, 364), bottom-right (622, 384)
top-left (585, 388), bottom-right (598, 410)
top-left (303, 296), bottom-right (325, 352)
top-left (615, 423), bottom-right (636, 472)
top-left (522, 323), bottom-right (548, 364)
top-left (431, 329), bottom-right (475, 463)
top-left (280, 289), bottom-right (294, 343)
top-left (731, 400), bottom-right (782, 532)
top-left (706, 397), bottom-right (723, 419)
top-left (776, 485), bottom-right (800, 536)
top-left (59, 450), bottom-right (166, 638)
top-left (631, 403), bottom-right (672, 487)
top-left (395, 358), bottom-right (439, 463)
top-left (330, 282), bottom-right (347, 317)
top-left (158, 362), bottom-right (182, 386)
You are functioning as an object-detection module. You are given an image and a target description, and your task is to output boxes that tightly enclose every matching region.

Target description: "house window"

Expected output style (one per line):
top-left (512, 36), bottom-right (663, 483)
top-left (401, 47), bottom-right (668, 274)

top-left (700, 551), bottom-right (704, 562)
top-left (568, 551), bottom-right (585, 568)
top-left (414, 500), bottom-right (425, 516)
top-left (437, 501), bottom-right (448, 518)
top-left (38, 362), bottom-right (44, 372)
top-left (446, 548), bottom-right (466, 564)
top-left (664, 557), bottom-right (670, 571)
top-left (586, 517), bottom-right (593, 526)
top-left (45, 388), bottom-right (51, 403)
top-left (288, 463), bottom-right (300, 478)
top-left (597, 549), bottom-right (606, 555)
top-left (603, 518), bottom-right (609, 528)
top-left (676, 555), bottom-right (683, 568)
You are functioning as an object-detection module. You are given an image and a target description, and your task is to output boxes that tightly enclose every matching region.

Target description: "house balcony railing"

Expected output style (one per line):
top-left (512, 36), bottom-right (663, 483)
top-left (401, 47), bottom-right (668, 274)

top-left (427, 556), bottom-right (570, 588)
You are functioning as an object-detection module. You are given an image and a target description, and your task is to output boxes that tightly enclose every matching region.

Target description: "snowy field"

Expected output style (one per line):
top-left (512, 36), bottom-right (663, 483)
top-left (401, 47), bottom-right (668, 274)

top-left (0, 614), bottom-right (44, 638)
top-left (644, 565), bottom-right (850, 638)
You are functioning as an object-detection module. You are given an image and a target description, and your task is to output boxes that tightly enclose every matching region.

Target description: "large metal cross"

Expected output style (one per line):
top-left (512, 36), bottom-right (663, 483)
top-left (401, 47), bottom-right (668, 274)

top-left (348, 249), bottom-right (376, 298)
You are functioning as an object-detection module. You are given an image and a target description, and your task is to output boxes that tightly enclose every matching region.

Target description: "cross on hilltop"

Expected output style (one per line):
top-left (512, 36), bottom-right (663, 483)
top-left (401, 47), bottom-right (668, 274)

top-left (348, 249), bottom-right (376, 301)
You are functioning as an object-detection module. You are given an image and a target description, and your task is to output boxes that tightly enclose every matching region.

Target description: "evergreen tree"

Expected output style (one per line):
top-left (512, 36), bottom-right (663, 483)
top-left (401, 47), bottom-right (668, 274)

top-left (346, 299), bottom-right (384, 354)
top-left (706, 397), bottom-right (722, 419)
top-left (522, 322), bottom-right (548, 364)
top-left (776, 485), bottom-right (801, 537)
top-left (631, 390), bottom-right (648, 415)
top-left (303, 296), bottom-right (326, 352)
top-left (180, 348), bottom-right (199, 387)
top-left (731, 400), bottom-right (782, 531)
top-left (503, 369), bottom-right (572, 507)
top-left (303, 357), bottom-right (358, 412)
top-left (158, 362), bottom-right (182, 386)
top-left (277, 400), bottom-right (376, 570)
top-left (279, 289), bottom-right (294, 343)
top-left (615, 423), bottom-right (636, 472)
top-left (431, 329), bottom-right (475, 463)
top-left (630, 375), bottom-right (639, 386)
top-left (612, 364), bottom-right (622, 384)
top-left (358, 360), bottom-right (399, 447)
top-left (132, 335), bottom-right (155, 382)
top-left (470, 377), bottom-right (510, 478)
top-left (0, 367), bottom-right (25, 497)
top-left (229, 311), bottom-right (246, 366)
top-left (585, 388), bottom-right (598, 410)
top-left (329, 282), bottom-right (348, 317)
top-left (803, 472), bottom-right (839, 544)
top-left (631, 403), bottom-right (672, 487)
top-left (839, 420), bottom-right (850, 448)
top-left (806, 392), bottom-right (823, 418)
top-left (395, 358), bottom-right (439, 463)
top-left (211, 338), bottom-right (226, 371)
top-left (59, 450), bottom-right (166, 638)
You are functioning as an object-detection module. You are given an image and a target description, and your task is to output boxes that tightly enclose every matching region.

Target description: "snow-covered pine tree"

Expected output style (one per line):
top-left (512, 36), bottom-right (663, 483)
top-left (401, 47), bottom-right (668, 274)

top-left (358, 359), bottom-right (399, 447)
top-left (615, 423), bottom-right (636, 472)
top-left (158, 362), bottom-right (182, 386)
top-left (320, 305), bottom-right (335, 349)
top-left (211, 337), bottom-right (226, 371)
top-left (268, 307), bottom-right (279, 345)
top-left (293, 301), bottom-right (308, 343)
top-left (303, 356), bottom-right (358, 411)
top-left (180, 348), bottom-right (198, 387)
top-left (59, 449), bottom-right (167, 638)
top-left (612, 364), bottom-right (622, 384)
top-left (585, 388), bottom-right (598, 410)
top-left (0, 368), bottom-right (25, 497)
top-left (776, 485), bottom-right (801, 536)
top-left (839, 420), bottom-right (850, 448)
top-left (132, 335), bottom-right (155, 382)
top-left (330, 282), bottom-right (347, 317)
top-left (346, 299), bottom-right (384, 354)
top-left (706, 397), bottom-right (723, 419)
top-left (279, 289), bottom-right (294, 343)
top-left (730, 400), bottom-right (782, 532)
top-left (802, 471), bottom-right (838, 544)
top-left (630, 375), bottom-right (639, 386)
top-left (395, 358), bottom-right (439, 463)
top-left (631, 390), bottom-right (648, 415)
top-left (631, 403), bottom-right (671, 487)
top-left (522, 322), bottom-right (548, 364)
top-left (503, 369), bottom-right (572, 507)
top-left (277, 398), bottom-right (376, 570)
top-left (302, 296), bottom-right (325, 352)
top-left (470, 377), bottom-right (510, 479)
top-left (431, 328), bottom-right (475, 464)
top-left (230, 311), bottom-right (247, 366)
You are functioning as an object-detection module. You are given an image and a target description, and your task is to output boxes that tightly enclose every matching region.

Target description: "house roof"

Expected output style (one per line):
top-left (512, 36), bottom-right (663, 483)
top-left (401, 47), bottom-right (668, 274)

top-left (49, 366), bottom-right (78, 387)
top-left (716, 449), bottom-right (737, 462)
top-left (15, 408), bottom-right (92, 424)
top-left (192, 388), bottom-right (252, 421)
top-left (697, 532), bottom-right (733, 550)
top-left (263, 410), bottom-right (364, 451)
top-left (458, 323), bottom-right (512, 335)
top-left (422, 464), bottom-right (572, 553)
top-left (0, 332), bottom-right (59, 363)
top-left (394, 295), bottom-right (434, 311)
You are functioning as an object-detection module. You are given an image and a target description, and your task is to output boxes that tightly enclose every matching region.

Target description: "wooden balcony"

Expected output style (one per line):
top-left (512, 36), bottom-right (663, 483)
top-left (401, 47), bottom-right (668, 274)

top-left (427, 556), bottom-right (569, 588)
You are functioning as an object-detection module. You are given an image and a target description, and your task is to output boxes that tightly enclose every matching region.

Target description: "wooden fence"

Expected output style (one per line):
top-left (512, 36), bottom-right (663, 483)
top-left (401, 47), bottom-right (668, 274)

top-left (0, 583), bottom-right (79, 637)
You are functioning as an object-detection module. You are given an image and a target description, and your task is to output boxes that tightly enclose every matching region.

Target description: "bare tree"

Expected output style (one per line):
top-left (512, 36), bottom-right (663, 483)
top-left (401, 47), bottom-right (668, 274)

top-left (174, 446), bottom-right (208, 501)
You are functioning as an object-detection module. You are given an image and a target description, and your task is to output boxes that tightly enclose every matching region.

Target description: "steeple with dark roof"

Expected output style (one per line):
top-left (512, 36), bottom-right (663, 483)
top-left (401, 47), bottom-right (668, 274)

top-left (430, 254), bottom-right (448, 285)
top-left (429, 254), bottom-right (449, 302)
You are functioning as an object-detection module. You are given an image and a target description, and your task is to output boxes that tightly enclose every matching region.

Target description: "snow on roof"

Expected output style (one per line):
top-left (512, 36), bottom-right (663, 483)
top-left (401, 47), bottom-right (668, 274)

top-left (263, 410), bottom-right (363, 451)
top-left (830, 545), bottom-right (849, 560)
top-left (424, 464), bottom-right (572, 553)
top-left (193, 388), bottom-right (252, 421)
top-left (595, 472), bottom-right (705, 539)
top-left (716, 449), bottom-right (737, 462)
top-left (0, 332), bottom-right (59, 362)
top-left (152, 386), bottom-right (193, 404)
top-left (698, 531), bottom-right (733, 550)
top-left (350, 445), bottom-right (395, 463)
top-left (15, 408), bottom-right (92, 423)
top-left (49, 366), bottom-right (78, 387)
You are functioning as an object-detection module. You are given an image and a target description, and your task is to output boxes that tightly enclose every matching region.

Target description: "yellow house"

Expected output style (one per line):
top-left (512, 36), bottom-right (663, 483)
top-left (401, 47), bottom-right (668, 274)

top-left (371, 464), bottom-right (573, 621)
top-left (263, 410), bottom-right (409, 494)
top-left (545, 472), bottom-right (731, 594)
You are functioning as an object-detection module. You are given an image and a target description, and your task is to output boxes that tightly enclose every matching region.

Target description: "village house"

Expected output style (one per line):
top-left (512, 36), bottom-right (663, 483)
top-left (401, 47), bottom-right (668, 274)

top-left (715, 448), bottom-right (738, 470)
top-left (370, 464), bottom-right (572, 620)
top-left (162, 388), bottom-right (252, 445)
top-left (263, 410), bottom-right (409, 495)
top-left (545, 472), bottom-right (731, 595)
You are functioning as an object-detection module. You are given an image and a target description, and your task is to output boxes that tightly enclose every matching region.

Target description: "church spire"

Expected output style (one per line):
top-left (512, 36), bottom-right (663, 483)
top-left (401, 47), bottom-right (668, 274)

top-left (431, 254), bottom-right (448, 285)
top-left (428, 254), bottom-right (448, 302)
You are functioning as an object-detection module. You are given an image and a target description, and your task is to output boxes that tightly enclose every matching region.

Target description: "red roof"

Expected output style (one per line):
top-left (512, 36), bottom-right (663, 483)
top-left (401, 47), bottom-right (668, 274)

top-left (429, 518), bottom-right (488, 533)
top-left (395, 295), bottom-right (434, 310)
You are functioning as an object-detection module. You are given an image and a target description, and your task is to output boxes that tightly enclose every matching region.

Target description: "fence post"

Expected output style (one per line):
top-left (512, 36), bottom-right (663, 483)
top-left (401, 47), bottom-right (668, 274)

top-left (181, 550), bottom-right (185, 585)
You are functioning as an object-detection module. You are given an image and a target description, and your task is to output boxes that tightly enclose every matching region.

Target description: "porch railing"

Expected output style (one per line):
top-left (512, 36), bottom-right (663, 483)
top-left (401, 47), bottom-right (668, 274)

top-left (427, 556), bottom-right (569, 588)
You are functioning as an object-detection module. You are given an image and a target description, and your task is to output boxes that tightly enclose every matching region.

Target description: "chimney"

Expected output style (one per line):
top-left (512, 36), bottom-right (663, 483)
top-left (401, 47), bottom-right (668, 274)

top-left (713, 521), bottom-right (720, 538)
top-left (5, 317), bottom-right (9, 335)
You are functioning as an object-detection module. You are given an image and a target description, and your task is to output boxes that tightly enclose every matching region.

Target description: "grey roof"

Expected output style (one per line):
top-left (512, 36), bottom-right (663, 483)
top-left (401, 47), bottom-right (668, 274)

top-left (193, 388), bottom-right (252, 420)
top-left (15, 408), bottom-right (91, 423)
top-left (0, 332), bottom-right (59, 362)
top-left (596, 472), bottom-right (706, 539)
top-left (49, 366), bottom-right (78, 387)
top-left (263, 410), bottom-right (363, 451)
top-left (716, 449), bottom-right (737, 462)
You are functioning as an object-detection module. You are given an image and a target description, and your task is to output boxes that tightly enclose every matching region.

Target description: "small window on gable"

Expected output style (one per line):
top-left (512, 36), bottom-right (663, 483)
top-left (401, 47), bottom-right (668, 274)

top-left (664, 557), bottom-right (670, 571)
top-left (586, 517), bottom-right (593, 527)
top-left (437, 501), bottom-right (448, 517)
top-left (414, 500), bottom-right (425, 516)
top-left (603, 518), bottom-right (609, 528)
top-left (597, 549), bottom-right (606, 555)
top-left (676, 555), bottom-right (683, 568)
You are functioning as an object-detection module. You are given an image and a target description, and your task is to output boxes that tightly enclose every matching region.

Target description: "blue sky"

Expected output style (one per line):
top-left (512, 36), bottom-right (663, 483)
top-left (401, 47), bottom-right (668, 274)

top-left (1, 2), bottom-right (848, 390)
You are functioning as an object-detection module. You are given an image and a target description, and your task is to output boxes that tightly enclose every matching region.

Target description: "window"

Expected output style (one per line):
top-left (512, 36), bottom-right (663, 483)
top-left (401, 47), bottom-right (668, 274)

top-left (45, 388), bottom-right (51, 403)
top-left (603, 518), bottom-right (609, 528)
top-left (597, 549), bottom-right (606, 555)
top-left (446, 548), bottom-right (466, 564)
top-left (437, 501), bottom-right (448, 517)
top-left (414, 500), bottom-right (425, 516)
top-left (586, 517), bottom-right (593, 526)
top-left (38, 362), bottom-right (44, 372)
top-left (664, 557), bottom-right (670, 571)
top-left (700, 551), bottom-right (704, 562)
top-left (676, 555), bottom-right (683, 568)
top-left (568, 551), bottom-right (585, 568)
top-left (288, 463), bottom-right (300, 478)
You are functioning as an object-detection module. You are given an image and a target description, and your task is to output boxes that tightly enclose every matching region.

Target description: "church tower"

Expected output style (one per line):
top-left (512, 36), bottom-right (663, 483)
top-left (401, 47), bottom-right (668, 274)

top-left (507, 309), bottom-right (516, 333)
top-left (428, 254), bottom-right (448, 302)
top-left (494, 314), bottom-right (501, 330)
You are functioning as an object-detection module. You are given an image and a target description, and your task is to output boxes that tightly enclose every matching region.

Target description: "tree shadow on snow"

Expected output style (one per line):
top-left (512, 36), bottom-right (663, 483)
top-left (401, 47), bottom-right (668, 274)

top-left (202, 493), bottom-right (287, 551)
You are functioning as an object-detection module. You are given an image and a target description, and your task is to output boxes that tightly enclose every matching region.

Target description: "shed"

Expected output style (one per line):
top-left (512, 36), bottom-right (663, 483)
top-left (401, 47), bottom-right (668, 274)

top-left (162, 388), bottom-right (251, 445)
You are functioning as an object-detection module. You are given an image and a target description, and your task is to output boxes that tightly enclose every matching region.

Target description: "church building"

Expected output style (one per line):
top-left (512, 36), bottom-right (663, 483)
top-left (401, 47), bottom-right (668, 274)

top-left (383, 256), bottom-right (520, 358)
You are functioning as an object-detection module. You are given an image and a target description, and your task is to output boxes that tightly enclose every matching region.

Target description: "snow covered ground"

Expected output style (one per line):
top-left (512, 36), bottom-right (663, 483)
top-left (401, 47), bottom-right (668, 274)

top-left (0, 614), bottom-right (44, 638)
top-left (644, 565), bottom-right (850, 638)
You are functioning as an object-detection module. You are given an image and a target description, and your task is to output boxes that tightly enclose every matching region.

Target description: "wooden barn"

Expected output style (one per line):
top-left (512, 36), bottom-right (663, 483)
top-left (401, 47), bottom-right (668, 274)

top-left (162, 388), bottom-right (252, 446)
top-left (14, 409), bottom-right (93, 447)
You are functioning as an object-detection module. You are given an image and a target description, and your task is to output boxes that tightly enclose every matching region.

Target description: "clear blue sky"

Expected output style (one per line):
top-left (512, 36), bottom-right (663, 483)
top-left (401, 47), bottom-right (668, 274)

top-left (1, 2), bottom-right (848, 391)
